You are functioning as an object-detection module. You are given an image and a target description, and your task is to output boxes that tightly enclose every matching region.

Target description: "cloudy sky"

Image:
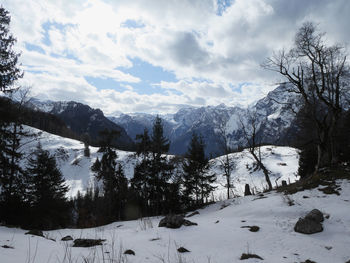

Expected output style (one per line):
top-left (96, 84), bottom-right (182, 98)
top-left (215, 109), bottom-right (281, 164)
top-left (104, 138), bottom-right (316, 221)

top-left (3, 0), bottom-right (350, 114)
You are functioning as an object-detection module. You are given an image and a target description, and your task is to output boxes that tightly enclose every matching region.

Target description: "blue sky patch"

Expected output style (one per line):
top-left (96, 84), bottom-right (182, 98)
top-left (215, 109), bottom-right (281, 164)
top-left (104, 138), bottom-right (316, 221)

top-left (25, 43), bottom-right (45, 54)
top-left (121, 19), bottom-right (145, 28)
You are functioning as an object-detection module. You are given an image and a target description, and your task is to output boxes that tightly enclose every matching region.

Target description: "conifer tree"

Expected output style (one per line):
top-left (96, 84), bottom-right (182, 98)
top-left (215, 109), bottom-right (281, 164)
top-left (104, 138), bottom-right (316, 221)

top-left (26, 144), bottom-right (70, 229)
top-left (0, 6), bottom-right (24, 225)
top-left (0, 6), bottom-right (23, 93)
top-left (182, 133), bottom-right (216, 206)
top-left (131, 116), bottom-right (175, 216)
top-left (92, 148), bottom-right (128, 222)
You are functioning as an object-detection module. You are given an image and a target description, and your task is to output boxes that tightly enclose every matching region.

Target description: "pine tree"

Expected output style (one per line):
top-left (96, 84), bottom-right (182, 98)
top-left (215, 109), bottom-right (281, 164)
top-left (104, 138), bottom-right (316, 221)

top-left (182, 133), bottom-right (216, 207)
top-left (92, 148), bottom-right (128, 222)
top-left (131, 116), bottom-right (175, 216)
top-left (26, 144), bottom-right (70, 229)
top-left (0, 6), bottom-right (23, 93)
top-left (0, 6), bottom-right (24, 225)
top-left (135, 128), bottom-right (152, 157)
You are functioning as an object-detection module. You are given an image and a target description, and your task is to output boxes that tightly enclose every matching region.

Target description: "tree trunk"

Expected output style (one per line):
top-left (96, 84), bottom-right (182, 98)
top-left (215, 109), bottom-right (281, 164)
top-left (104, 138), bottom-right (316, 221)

top-left (250, 149), bottom-right (272, 190)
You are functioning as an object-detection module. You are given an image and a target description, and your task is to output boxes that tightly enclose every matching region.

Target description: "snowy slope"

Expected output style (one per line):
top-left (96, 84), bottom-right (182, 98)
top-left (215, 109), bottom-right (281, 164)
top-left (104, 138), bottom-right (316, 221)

top-left (21, 126), bottom-right (137, 197)
top-left (211, 146), bottom-right (300, 198)
top-left (1, 180), bottom-right (350, 263)
top-left (21, 126), bottom-right (299, 199)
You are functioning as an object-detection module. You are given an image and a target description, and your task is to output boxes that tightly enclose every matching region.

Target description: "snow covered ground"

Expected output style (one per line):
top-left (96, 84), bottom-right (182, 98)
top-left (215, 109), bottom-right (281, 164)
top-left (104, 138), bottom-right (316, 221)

top-left (1, 179), bottom-right (350, 263)
top-left (20, 126), bottom-right (300, 198)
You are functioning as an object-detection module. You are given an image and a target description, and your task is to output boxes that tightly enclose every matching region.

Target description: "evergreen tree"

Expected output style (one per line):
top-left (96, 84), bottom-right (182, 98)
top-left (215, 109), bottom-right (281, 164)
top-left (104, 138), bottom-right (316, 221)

top-left (0, 6), bottom-right (24, 225)
top-left (135, 128), bottom-right (152, 157)
top-left (131, 116), bottom-right (175, 216)
top-left (92, 148), bottom-right (128, 222)
top-left (0, 6), bottom-right (23, 93)
top-left (182, 133), bottom-right (216, 206)
top-left (26, 144), bottom-right (70, 229)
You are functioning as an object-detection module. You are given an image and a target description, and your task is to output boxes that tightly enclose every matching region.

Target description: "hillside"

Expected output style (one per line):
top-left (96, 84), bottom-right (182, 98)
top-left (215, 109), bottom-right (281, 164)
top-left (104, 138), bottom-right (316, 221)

top-left (21, 126), bottom-right (300, 198)
top-left (1, 178), bottom-right (349, 262)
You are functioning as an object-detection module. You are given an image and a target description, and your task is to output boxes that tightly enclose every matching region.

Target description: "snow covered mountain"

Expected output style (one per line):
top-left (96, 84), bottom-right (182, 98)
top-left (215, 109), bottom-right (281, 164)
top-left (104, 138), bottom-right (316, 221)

top-left (110, 84), bottom-right (301, 156)
top-left (27, 99), bottom-right (135, 151)
top-left (27, 84), bottom-right (300, 156)
top-left (21, 126), bottom-right (299, 198)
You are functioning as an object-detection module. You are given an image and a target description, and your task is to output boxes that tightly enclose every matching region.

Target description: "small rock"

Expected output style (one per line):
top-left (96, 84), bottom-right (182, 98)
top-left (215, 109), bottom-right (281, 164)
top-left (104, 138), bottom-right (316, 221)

top-left (159, 215), bottom-right (197, 229)
top-left (301, 260), bottom-right (316, 263)
top-left (124, 249), bottom-right (135, 255)
top-left (25, 230), bottom-right (44, 237)
top-left (240, 253), bottom-right (263, 260)
top-left (1, 245), bottom-right (14, 249)
top-left (73, 238), bottom-right (105, 247)
top-left (303, 196), bottom-right (310, 199)
top-left (215, 220), bottom-right (219, 224)
top-left (241, 225), bottom-right (260, 232)
top-left (61, 235), bottom-right (73, 241)
top-left (177, 247), bottom-right (190, 253)
top-left (249, 226), bottom-right (260, 232)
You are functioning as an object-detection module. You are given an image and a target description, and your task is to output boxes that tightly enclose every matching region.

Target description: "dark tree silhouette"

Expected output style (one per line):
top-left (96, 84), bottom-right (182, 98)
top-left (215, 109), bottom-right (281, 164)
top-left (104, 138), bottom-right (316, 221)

top-left (26, 144), bottom-right (70, 229)
top-left (0, 6), bottom-right (23, 93)
top-left (182, 132), bottom-right (216, 206)
top-left (263, 22), bottom-right (350, 174)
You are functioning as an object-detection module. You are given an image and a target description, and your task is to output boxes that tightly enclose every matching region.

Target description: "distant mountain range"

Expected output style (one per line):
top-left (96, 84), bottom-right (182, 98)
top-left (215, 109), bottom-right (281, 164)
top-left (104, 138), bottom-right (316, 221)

top-left (28, 83), bottom-right (301, 156)
top-left (109, 84), bottom-right (301, 156)
top-left (27, 99), bottom-right (135, 151)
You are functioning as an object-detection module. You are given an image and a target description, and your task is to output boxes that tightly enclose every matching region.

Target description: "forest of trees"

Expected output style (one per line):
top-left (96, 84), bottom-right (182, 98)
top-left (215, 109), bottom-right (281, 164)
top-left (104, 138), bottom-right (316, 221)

top-left (0, 5), bottom-right (350, 230)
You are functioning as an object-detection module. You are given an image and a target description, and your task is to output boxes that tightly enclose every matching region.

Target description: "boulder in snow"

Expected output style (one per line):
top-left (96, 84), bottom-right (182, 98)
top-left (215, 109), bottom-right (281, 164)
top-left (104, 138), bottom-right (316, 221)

top-left (294, 209), bottom-right (324, 234)
top-left (178, 247), bottom-right (190, 253)
top-left (124, 249), bottom-right (135, 255)
top-left (159, 215), bottom-right (197, 229)
top-left (73, 238), bottom-right (105, 247)
top-left (305, 209), bottom-right (324, 223)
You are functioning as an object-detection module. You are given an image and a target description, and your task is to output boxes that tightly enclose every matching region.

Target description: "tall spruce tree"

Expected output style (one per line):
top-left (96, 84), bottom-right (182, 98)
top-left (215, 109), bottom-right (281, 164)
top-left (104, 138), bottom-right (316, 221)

top-left (182, 133), bottom-right (216, 206)
top-left (131, 116), bottom-right (175, 216)
top-left (0, 6), bottom-right (23, 93)
top-left (0, 6), bottom-right (24, 225)
top-left (92, 148), bottom-right (128, 223)
top-left (26, 144), bottom-right (70, 229)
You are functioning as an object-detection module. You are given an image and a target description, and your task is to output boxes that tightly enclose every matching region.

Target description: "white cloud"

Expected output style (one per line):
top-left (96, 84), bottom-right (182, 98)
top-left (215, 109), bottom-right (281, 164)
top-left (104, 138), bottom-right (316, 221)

top-left (3, 0), bottom-right (350, 114)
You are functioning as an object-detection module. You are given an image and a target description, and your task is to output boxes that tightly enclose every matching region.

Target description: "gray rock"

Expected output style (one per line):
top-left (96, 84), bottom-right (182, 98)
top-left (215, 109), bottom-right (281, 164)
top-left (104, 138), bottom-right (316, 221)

top-left (178, 247), bottom-right (190, 253)
top-left (305, 209), bottom-right (324, 223)
top-left (294, 218), bottom-right (323, 234)
top-left (61, 235), bottom-right (73, 241)
top-left (294, 209), bottom-right (325, 234)
top-left (124, 249), bottom-right (135, 255)
top-left (159, 215), bottom-right (197, 229)
top-left (73, 238), bottom-right (105, 247)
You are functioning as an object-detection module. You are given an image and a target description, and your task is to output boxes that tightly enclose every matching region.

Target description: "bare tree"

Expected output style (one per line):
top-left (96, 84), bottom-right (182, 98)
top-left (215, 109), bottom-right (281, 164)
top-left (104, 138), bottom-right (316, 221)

top-left (263, 22), bottom-right (350, 173)
top-left (239, 110), bottom-right (272, 191)
top-left (216, 124), bottom-right (236, 199)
